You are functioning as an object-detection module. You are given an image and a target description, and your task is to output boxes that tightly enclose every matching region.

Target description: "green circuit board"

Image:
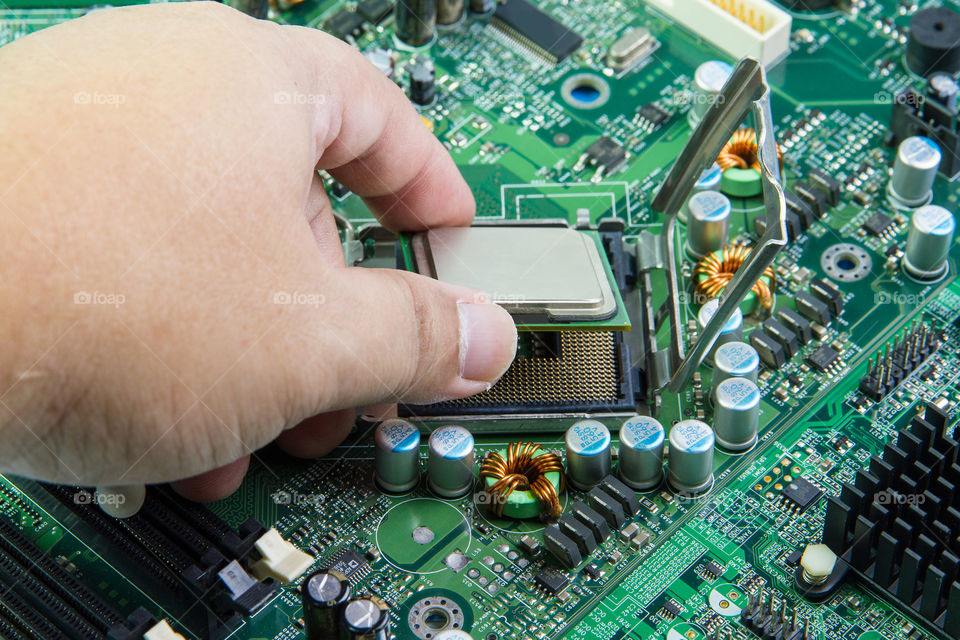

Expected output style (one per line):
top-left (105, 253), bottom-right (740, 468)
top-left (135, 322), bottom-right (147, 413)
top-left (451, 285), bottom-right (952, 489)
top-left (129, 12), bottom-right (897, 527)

top-left (2, 1), bottom-right (960, 640)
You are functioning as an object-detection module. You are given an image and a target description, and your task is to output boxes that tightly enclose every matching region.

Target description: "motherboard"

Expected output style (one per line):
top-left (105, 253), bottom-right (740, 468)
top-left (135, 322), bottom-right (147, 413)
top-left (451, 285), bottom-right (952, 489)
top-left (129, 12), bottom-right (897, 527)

top-left (2, 1), bottom-right (960, 640)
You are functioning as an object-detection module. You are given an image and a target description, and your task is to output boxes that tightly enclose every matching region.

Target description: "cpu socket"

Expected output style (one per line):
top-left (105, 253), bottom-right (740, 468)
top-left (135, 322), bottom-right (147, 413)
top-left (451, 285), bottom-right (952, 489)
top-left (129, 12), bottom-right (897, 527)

top-left (398, 225), bottom-right (637, 421)
top-left (407, 226), bottom-right (623, 326)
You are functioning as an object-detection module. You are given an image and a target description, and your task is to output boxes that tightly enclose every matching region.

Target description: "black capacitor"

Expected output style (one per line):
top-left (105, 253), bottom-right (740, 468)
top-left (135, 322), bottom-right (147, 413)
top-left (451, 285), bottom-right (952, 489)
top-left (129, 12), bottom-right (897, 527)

top-left (437, 0), bottom-right (464, 25)
top-left (408, 58), bottom-right (436, 106)
top-left (302, 571), bottom-right (351, 640)
top-left (907, 7), bottom-right (960, 77)
top-left (469, 0), bottom-right (494, 13)
top-left (395, 0), bottom-right (436, 47)
top-left (340, 598), bottom-right (390, 639)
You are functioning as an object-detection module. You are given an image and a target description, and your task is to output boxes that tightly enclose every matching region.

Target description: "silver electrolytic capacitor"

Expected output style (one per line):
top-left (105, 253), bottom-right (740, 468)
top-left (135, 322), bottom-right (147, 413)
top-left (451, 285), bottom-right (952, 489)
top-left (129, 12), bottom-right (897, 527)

top-left (904, 204), bottom-right (956, 280)
top-left (667, 420), bottom-right (715, 496)
top-left (680, 163), bottom-right (723, 224)
top-left (301, 570), bottom-right (351, 640)
top-left (618, 416), bottom-right (665, 491)
top-left (713, 377), bottom-right (761, 452)
top-left (888, 136), bottom-right (941, 207)
top-left (565, 420), bottom-right (612, 491)
top-left (697, 298), bottom-right (744, 365)
top-left (395, 0), bottom-right (436, 47)
top-left (428, 425), bottom-right (475, 498)
top-left (685, 191), bottom-right (731, 259)
top-left (374, 419), bottom-right (421, 493)
top-left (689, 60), bottom-right (733, 126)
top-left (713, 341), bottom-right (760, 386)
top-left (340, 598), bottom-right (390, 640)
top-left (695, 162), bottom-right (723, 193)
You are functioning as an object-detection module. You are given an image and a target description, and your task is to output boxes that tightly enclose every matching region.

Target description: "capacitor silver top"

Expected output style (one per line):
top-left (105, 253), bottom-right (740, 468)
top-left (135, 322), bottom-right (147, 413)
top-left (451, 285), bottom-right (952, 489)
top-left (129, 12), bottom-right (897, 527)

top-left (428, 425), bottom-right (475, 498)
top-left (697, 298), bottom-right (744, 364)
top-left (713, 377), bottom-right (761, 452)
top-left (689, 61), bottom-right (733, 126)
top-left (301, 571), bottom-right (351, 640)
top-left (374, 419), bottom-right (421, 493)
top-left (888, 136), bottom-right (941, 207)
top-left (667, 420), bottom-right (715, 495)
top-left (685, 191), bottom-right (731, 259)
top-left (618, 416), bottom-right (665, 490)
top-left (695, 162), bottom-right (723, 193)
top-left (565, 420), bottom-right (612, 491)
top-left (713, 341), bottom-right (760, 385)
top-left (341, 598), bottom-right (390, 639)
top-left (904, 204), bottom-right (955, 280)
top-left (679, 163), bottom-right (723, 225)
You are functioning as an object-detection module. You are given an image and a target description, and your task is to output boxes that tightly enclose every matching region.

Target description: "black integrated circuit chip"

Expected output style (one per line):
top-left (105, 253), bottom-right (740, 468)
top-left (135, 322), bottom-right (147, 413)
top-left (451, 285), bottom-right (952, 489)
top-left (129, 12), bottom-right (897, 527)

top-left (784, 549), bottom-right (803, 567)
top-left (637, 102), bottom-right (670, 127)
top-left (863, 211), bottom-right (895, 237)
top-left (782, 476), bottom-right (824, 512)
top-left (323, 549), bottom-right (370, 584)
top-left (806, 345), bottom-right (840, 372)
top-left (534, 567), bottom-right (571, 594)
top-left (492, 0), bottom-right (583, 63)
top-left (323, 10), bottom-right (364, 40)
top-left (584, 136), bottom-right (627, 173)
top-left (704, 560), bottom-right (724, 579)
top-left (661, 599), bottom-right (683, 618)
top-left (358, 0), bottom-right (393, 23)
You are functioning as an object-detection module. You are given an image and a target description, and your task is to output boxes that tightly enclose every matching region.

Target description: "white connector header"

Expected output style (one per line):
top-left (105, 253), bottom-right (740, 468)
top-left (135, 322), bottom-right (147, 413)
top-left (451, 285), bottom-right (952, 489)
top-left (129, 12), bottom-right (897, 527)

top-left (648, 0), bottom-right (792, 66)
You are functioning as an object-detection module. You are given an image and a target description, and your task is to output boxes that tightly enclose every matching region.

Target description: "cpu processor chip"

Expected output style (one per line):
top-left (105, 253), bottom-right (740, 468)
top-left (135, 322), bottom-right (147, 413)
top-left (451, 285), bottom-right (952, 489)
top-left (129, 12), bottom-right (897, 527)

top-left (410, 226), bottom-right (617, 322)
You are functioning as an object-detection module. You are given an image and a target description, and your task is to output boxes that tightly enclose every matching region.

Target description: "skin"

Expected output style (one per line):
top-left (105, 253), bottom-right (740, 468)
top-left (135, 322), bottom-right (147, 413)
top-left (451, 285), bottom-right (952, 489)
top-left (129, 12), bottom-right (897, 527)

top-left (0, 2), bottom-right (518, 501)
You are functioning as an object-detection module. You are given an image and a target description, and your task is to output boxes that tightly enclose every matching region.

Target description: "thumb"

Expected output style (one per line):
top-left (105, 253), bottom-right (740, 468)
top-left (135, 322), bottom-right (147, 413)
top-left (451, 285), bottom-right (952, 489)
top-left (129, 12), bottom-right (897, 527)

top-left (316, 267), bottom-right (518, 407)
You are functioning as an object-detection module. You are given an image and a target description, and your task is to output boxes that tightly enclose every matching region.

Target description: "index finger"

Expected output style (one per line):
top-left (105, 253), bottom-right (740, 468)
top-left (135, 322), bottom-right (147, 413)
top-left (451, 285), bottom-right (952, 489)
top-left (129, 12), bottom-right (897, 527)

top-left (287, 27), bottom-right (475, 232)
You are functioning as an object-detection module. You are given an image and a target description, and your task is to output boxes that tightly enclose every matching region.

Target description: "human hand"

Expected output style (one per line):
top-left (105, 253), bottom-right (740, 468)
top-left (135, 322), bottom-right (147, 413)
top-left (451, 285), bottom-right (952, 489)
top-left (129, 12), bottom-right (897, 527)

top-left (0, 2), bottom-right (517, 500)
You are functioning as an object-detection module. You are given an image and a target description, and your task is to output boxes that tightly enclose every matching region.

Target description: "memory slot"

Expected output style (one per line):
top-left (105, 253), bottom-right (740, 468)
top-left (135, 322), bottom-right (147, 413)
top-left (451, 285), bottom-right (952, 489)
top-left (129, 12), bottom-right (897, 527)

top-left (0, 515), bottom-right (123, 630)
top-left (0, 577), bottom-right (103, 640)
top-left (0, 547), bottom-right (105, 640)
top-left (151, 485), bottom-right (264, 559)
top-left (0, 606), bottom-right (40, 640)
top-left (135, 492), bottom-right (220, 562)
top-left (40, 484), bottom-right (183, 592)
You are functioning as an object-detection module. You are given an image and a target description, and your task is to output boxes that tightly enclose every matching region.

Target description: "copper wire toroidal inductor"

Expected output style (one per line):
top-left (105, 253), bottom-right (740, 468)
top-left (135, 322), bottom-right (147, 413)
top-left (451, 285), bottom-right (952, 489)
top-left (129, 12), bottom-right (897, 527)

top-left (716, 127), bottom-right (783, 172)
top-left (694, 244), bottom-right (777, 311)
top-left (480, 442), bottom-right (564, 519)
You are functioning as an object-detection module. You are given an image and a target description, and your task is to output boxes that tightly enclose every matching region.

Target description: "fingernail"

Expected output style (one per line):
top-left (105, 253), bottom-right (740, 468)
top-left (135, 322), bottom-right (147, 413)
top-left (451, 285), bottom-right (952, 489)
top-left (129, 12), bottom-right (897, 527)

top-left (457, 301), bottom-right (517, 389)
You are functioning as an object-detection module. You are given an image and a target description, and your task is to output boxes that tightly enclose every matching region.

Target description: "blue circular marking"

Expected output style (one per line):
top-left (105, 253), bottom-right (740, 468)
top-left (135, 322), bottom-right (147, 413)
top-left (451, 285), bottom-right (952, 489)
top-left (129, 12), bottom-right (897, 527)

top-left (568, 421), bottom-right (611, 457)
top-left (621, 417), bottom-right (665, 450)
